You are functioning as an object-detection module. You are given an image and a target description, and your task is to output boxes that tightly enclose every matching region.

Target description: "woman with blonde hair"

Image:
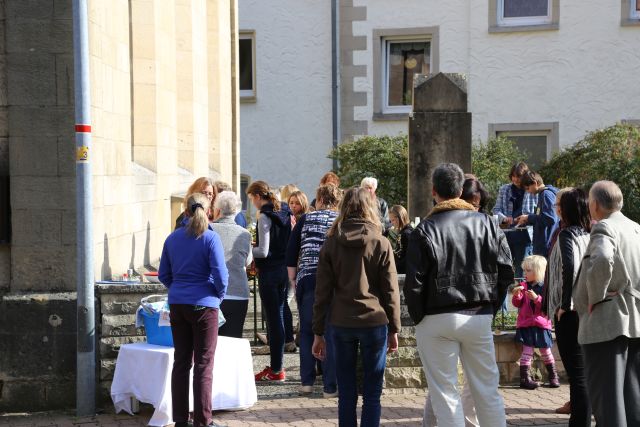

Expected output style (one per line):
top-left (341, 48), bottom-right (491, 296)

top-left (313, 187), bottom-right (401, 426)
top-left (175, 177), bottom-right (216, 229)
top-left (247, 180), bottom-right (293, 381)
top-left (159, 192), bottom-right (229, 427)
top-left (288, 190), bottom-right (309, 222)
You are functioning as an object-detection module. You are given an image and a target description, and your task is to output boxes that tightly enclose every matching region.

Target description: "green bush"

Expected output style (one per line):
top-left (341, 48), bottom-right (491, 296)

top-left (540, 123), bottom-right (640, 223)
top-left (471, 136), bottom-right (528, 208)
top-left (328, 134), bottom-right (408, 205)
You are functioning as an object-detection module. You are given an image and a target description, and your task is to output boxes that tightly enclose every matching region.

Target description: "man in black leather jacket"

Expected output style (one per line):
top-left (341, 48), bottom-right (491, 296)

top-left (404, 163), bottom-right (513, 427)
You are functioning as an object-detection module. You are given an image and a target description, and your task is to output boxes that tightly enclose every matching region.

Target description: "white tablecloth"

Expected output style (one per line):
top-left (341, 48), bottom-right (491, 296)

top-left (111, 336), bottom-right (257, 426)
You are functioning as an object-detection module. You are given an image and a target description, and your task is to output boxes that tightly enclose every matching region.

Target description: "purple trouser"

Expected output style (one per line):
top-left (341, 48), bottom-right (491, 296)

top-left (170, 304), bottom-right (219, 427)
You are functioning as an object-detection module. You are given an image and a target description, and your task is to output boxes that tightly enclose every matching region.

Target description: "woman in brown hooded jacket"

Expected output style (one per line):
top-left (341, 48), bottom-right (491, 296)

top-left (312, 186), bottom-right (401, 427)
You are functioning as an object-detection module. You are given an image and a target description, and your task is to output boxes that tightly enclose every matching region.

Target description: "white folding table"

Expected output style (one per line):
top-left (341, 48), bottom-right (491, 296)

top-left (110, 336), bottom-right (257, 426)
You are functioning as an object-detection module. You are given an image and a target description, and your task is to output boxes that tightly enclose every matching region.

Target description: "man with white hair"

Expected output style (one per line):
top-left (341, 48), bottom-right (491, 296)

top-left (573, 180), bottom-right (640, 426)
top-left (360, 176), bottom-right (391, 231)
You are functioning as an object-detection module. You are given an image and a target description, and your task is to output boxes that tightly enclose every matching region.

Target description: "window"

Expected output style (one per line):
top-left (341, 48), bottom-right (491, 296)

top-left (239, 31), bottom-right (256, 101)
top-left (621, 0), bottom-right (640, 25)
top-left (240, 175), bottom-right (250, 212)
top-left (498, 133), bottom-right (548, 170)
top-left (373, 27), bottom-right (440, 120)
top-left (498, 0), bottom-right (551, 26)
top-left (489, 0), bottom-right (558, 32)
top-left (383, 39), bottom-right (431, 113)
top-left (489, 122), bottom-right (559, 170)
top-left (0, 176), bottom-right (10, 243)
top-left (632, 0), bottom-right (640, 19)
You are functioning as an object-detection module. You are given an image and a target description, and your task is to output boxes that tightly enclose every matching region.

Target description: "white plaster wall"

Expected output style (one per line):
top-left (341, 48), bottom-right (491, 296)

top-left (354, 0), bottom-right (640, 149)
top-left (239, 0), bottom-right (333, 198)
top-left (353, 0), bottom-right (470, 137)
top-left (468, 0), bottom-right (640, 148)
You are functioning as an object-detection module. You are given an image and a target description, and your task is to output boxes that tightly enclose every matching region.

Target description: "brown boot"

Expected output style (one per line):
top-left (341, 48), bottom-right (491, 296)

top-left (519, 365), bottom-right (538, 389)
top-left (555, 400), bottom-right (571, 414)
top-left (546, 363), bottom-right (560, 388)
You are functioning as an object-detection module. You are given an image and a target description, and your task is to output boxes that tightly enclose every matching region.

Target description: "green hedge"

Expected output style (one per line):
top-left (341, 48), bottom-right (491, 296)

top-left (327, 124), bottom-right (640, 222)
top-left (471, 136), bottom-right (528, 209)
top-left (328, 134), bottom-right (408, 206)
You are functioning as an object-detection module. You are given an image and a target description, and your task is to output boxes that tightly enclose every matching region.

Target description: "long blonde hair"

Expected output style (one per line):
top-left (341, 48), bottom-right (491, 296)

top-left (185, 193), bottom-right (211, 238)
top-left (328, 187), bottom-right (381, 236)
top-left (288, 190), bottom-right (309, 218)
top-left (247, 180), bottom-right (281, 211)
top-left (390, 205), bottom-right (410, 229)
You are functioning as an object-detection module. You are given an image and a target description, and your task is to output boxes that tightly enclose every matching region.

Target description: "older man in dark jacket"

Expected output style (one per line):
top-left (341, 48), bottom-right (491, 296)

top-left (405, 163), bottom-right (513, 427)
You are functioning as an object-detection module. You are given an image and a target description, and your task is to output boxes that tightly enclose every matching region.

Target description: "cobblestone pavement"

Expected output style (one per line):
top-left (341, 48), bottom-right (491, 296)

top-left (0, 385), bottom-right (578, 426)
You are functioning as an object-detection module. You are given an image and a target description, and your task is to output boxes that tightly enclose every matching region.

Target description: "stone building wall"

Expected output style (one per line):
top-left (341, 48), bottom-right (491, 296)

top-left (0, 0), bottom-right (239, 411)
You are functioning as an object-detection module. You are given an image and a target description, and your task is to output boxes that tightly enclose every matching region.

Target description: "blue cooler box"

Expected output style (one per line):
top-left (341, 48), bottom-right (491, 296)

top-left (141, 310), bottom-right (174, 347)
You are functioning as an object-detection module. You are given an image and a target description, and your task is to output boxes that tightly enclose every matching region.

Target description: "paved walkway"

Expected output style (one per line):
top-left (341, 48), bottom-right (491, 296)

top-left (0, 385), bottom-right (575, 427)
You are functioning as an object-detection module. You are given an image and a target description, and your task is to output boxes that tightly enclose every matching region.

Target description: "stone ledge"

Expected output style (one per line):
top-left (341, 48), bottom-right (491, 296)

top-left (96, 283), bottom-right (166, 295)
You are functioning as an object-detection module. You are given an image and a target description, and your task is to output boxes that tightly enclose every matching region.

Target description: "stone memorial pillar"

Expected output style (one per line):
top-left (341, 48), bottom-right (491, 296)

top-left (408, 73), bottom-right (472, 220)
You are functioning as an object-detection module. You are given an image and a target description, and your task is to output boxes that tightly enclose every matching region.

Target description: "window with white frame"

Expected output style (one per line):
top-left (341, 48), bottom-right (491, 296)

top-left (498, 0), bottom-right (552, 27)
top-left (632, 0), bottom-right (640, 19)
top-left (239, 32), bottom-right (256, 100)
top-left (382, 38), bottom-right (431, 113)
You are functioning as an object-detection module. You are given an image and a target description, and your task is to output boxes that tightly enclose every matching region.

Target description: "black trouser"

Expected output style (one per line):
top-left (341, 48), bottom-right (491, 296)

top-left (583, 335), bottom-right (640, 427)
top-left (554, 311), bottom-right (591, 427)
top-left (218, 299), bottom-right (249, 339)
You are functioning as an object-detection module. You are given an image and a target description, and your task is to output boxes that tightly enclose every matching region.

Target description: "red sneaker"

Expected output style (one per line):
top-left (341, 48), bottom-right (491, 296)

top-left (254, 366), bottom-right (286, 382)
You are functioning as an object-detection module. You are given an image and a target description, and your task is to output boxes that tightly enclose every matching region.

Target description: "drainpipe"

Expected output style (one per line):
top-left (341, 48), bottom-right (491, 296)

top-left (73, 0), bottom-right (95, 416)
top-left (331, 0), bottom-right (340, 171)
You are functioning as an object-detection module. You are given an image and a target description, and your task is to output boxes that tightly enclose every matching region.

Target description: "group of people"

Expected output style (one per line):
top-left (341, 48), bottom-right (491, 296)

top-left (406, 162), bottom-right (640, 427)
top-left (156, 161), bottom-right (640, 427)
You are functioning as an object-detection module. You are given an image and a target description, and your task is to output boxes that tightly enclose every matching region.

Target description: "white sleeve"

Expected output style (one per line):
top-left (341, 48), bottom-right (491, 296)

top-left (252, 214), bottom-right (271, 259)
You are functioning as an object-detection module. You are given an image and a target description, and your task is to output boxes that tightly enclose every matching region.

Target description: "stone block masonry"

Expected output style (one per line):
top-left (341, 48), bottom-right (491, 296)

top-left (95, 284), bottom-right (167, 407)
top-left (0, 292), bottom-right (77, 411)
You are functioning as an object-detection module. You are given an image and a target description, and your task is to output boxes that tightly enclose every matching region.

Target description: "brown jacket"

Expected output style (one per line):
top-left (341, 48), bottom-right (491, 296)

top-left (312, 219), bottom-right (401, 335)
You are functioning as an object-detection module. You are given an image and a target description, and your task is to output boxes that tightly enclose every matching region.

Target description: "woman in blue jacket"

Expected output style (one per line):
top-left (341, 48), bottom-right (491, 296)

top-left (159, 192), bottom-right (229, 427)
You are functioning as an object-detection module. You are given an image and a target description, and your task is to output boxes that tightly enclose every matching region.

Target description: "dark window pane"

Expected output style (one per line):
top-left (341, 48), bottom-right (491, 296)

top-left (239, 38), bottom-right (253, 91)
top-left (387, 41), bottom-right (430, 107)
top-left (240, 177), bottom-right (249, 211)
top-left (498, 133), bottom-right (548, 170)
top-left (503, 0), bottom-right (549, 18)
top-left (636, 0), bottom-right (639, 11)
top-left (0, 176), bottom-right (10, 243)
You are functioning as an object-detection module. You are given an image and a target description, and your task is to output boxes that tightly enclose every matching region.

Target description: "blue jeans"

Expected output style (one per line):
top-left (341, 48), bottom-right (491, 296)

top-left (296, 275), bottom-right (337, 393)
top-left (258, 267), bottom-right (287, 372)
top-left (333, 324), bottom-right (388, 427)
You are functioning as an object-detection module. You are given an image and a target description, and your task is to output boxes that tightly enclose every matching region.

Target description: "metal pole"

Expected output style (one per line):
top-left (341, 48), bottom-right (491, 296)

top-left (331, 0), bottom-right (340, 171)
top-left (73, 0), bottom-right (95, 416)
